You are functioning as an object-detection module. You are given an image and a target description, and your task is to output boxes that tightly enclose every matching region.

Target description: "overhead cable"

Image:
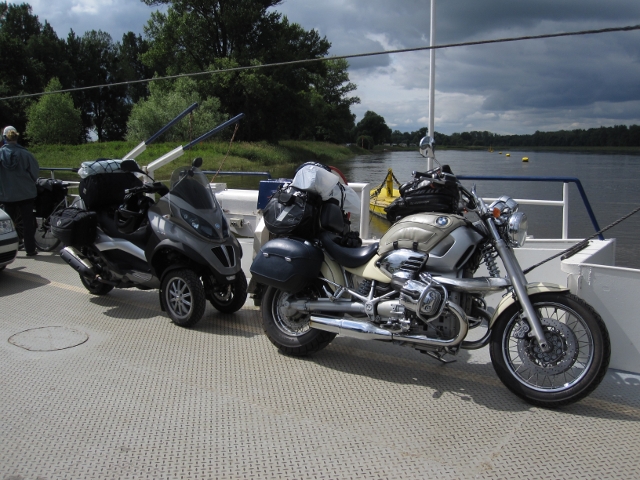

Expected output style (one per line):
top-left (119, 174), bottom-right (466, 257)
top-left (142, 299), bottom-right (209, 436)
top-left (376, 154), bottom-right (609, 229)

top-left (1, 24), bottom-right (639, 102)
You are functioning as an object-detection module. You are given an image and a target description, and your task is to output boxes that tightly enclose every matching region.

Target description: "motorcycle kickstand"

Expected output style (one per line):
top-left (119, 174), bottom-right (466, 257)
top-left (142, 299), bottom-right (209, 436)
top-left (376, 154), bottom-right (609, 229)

top-left (419, 350), bottom-right (457, 364)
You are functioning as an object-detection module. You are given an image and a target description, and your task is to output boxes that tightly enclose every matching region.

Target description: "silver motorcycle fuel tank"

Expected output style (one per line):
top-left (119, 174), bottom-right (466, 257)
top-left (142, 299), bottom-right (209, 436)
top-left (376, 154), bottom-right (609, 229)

top-left (376, 213), bottom-right (483, 277)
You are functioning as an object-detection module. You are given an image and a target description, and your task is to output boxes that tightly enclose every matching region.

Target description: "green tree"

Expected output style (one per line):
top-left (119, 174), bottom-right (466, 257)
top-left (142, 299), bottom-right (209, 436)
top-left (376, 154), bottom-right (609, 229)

top-left (65, 29), bottom-right (131, 141)
top-left (119, 32), bottom-right (154, 104)
top-left (0, 2), bottom-right (70, 136)
top-left (26, 77), bottom-right (83, 145)
top-left (306, 59), bottom-right (359, 143)
top-left (354, 111), bottom-right (391, 145)
top-left (126, 77), bottom-right (224, 143)
top-left (141, 0), bottom-right (285, 71)
top-left (140, 0), bottom-right (357, 143)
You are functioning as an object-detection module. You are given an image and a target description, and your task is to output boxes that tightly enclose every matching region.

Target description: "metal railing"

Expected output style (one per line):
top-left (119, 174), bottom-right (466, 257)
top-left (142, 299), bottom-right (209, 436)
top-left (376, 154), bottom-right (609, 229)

top-left (39, 168), bottom-right (80, 192)
top-left (456, 175), bottom-right (603, 240)
top-left (201, 170), bottom-right (272, 179)
top-left (38, 168), bottom-right (602, 242)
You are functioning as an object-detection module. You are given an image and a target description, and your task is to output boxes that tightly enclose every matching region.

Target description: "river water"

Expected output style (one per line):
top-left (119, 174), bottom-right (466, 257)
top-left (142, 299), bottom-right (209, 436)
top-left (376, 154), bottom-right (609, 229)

top-left (226, 149), bottom-right (640, 269)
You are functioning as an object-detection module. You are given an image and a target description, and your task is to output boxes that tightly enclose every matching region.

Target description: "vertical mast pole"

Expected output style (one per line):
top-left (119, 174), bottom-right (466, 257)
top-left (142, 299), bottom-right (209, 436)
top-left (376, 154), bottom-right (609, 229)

top-left (428, 0), bottom-right (436, 170)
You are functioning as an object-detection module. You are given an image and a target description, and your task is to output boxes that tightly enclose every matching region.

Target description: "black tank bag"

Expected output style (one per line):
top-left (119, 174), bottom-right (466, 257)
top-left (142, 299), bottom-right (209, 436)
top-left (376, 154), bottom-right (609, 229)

top-left (385, 165), bottom-right (461, 222)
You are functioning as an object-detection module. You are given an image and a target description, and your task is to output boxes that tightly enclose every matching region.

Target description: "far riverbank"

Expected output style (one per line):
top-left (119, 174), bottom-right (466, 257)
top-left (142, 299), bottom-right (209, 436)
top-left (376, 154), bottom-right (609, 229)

top-left (32, 140), bottom-right (369, 180)
top-left (372, 145), bottom-right (640, 155)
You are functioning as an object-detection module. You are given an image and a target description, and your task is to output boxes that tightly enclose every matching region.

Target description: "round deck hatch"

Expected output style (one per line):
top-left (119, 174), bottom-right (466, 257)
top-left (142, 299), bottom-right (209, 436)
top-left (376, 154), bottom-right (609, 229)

top-left (9, 326), bottom-right (89, 351)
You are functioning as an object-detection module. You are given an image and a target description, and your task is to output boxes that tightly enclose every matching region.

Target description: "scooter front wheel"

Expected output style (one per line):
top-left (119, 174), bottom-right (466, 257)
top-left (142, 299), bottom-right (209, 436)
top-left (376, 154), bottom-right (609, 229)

top-left (161, 269), bottom-right (206, 328)
top-left (209, 270), bottom-right (248, 314)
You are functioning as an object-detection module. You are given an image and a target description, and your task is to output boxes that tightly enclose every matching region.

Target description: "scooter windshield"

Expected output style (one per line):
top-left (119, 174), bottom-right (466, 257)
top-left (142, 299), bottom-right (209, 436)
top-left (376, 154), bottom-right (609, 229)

top-left (169, 167), bottom-right (218, 211)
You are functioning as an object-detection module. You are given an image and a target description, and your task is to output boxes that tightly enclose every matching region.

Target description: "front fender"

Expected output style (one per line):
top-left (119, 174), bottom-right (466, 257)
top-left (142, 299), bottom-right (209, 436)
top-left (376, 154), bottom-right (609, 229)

top-left (489, 282), bottom-right (569, 328)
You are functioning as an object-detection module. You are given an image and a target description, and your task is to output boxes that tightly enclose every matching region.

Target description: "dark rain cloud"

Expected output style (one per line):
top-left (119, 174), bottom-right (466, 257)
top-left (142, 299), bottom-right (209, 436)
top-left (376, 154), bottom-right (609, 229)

top-left (277, 0), bottom-right (640, 132)
top-left (25, 0), bottom-right (640, 134)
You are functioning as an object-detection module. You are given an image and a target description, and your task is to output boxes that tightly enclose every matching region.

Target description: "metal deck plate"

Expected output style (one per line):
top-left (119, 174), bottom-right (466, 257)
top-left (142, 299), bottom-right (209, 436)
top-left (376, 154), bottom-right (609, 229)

top-left (2, 252), bottom-right (640, 479)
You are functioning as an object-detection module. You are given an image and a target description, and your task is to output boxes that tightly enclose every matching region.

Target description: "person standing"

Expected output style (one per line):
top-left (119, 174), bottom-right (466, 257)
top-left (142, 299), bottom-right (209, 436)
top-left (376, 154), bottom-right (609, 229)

top-left (0, 126), bottom-right (40, 256)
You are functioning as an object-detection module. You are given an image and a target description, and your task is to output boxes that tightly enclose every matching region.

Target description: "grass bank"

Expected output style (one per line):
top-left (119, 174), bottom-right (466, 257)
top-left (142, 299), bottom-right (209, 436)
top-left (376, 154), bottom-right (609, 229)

top-left (31, 140), bottom-right (369, 181)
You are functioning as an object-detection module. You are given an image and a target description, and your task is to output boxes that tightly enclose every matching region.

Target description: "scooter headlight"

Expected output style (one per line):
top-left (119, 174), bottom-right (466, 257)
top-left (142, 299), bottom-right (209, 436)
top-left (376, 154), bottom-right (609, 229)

top-left (180, 209), bottom-right (218, 239)
top-left (507, 212), bottom-right (528, 247)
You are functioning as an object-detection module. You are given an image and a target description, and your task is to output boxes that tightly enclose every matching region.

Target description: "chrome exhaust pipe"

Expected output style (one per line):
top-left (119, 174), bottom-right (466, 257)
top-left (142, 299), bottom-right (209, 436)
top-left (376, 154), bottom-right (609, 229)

top-left (310, 301), bottom-right (469, 348)
top-left (309, 316), bottom-right (393, 341)
top-left (288, 299), bottom-right (366, 314)
top-left (60, 246), bottom-right (96, 279)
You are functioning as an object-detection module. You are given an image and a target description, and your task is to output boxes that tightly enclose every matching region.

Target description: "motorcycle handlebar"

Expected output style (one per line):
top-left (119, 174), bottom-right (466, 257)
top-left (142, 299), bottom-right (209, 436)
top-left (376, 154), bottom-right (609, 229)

top-left (125, 182), bottom-right (169, 196)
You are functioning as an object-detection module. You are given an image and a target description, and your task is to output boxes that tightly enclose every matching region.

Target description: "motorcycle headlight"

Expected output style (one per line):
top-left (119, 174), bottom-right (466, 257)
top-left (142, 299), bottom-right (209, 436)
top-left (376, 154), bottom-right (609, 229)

top-left (507, 212), bottom-right (528, 247)
top-left (0, 218), bottom-right (15, 235)
top-left (180, 209), bottom-right (218, 239)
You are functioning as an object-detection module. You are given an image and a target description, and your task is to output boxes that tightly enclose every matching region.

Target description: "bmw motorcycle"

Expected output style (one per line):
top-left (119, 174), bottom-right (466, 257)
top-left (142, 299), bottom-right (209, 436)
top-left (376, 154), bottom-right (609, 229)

top-left (250, 139), bottom-right (610, 408)
top-left (58, 157), bottom-right (247, 327)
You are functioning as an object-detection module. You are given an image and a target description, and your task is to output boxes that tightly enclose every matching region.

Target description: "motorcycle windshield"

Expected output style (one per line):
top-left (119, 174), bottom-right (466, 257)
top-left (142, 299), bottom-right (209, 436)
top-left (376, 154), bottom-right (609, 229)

top-left (169, 167), bottom-right (218, 211)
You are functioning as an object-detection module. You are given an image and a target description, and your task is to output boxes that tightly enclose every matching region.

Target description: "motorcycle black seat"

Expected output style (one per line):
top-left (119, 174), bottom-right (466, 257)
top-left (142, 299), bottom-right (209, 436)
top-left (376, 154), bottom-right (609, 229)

top-left (97, 210), bottom-right (150, 247)
top-left (319, 231), bottom-right (379, 268)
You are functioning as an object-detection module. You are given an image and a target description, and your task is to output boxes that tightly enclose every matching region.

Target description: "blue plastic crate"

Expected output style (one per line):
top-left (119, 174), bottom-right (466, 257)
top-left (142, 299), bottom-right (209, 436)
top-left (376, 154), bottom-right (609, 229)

top-left (257, 179), bottom-right (290, 210)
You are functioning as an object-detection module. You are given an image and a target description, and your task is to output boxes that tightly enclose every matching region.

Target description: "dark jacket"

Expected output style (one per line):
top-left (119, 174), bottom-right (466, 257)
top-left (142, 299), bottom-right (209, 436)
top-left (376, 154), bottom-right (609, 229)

top-left (0, 143), bottom-right (39, 202)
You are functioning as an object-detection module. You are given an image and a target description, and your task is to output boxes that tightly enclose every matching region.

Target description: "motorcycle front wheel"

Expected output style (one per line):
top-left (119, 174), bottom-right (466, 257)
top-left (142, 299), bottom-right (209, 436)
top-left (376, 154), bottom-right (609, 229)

top-left (208, 270), bottom-right (248, 314)
top-left (34, 217), bottom-right (61, 252)
top-left (490, 292), bottom-right (610, 408)
top-left (261, 285), bottom-right (336, 356)
top-left (161, 269), bottom-right (206, 328)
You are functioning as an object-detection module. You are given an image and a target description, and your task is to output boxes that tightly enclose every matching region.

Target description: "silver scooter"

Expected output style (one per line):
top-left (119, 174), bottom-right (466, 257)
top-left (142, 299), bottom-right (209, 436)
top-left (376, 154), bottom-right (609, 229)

top-left (60, 157), bottom-right (247, 327)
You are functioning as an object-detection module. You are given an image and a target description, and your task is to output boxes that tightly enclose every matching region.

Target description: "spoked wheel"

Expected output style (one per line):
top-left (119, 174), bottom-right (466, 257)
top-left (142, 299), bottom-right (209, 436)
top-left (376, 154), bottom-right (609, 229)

top-left (34, 217), bottom-right (61, 251)
top-left (161, 269), bottom-right (206, 328)
top-left (261, 285), bottom-right (336, 356)
top-left (490, 292), bottom-right (610, 408)
top-left (80, 274), bottom-right (114, 295)
top-left (209, 270), bottom-right (248, 314)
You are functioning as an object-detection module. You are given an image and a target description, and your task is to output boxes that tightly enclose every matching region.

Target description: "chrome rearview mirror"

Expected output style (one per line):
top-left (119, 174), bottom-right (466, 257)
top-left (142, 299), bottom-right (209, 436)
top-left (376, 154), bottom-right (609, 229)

top-left (419, 136), bottom-right (435, 158)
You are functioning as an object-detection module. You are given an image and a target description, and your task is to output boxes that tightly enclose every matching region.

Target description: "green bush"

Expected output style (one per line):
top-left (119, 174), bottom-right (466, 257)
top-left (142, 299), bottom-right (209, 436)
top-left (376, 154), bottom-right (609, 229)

top-left (26, 78), bottom-right (84, 145)
top-left (126, 78), bottom-right (224, 143)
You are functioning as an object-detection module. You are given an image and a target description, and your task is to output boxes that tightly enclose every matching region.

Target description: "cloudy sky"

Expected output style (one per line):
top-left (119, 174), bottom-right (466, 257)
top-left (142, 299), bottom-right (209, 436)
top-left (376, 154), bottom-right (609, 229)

top-left (23, 0), bottom-right (640, 135)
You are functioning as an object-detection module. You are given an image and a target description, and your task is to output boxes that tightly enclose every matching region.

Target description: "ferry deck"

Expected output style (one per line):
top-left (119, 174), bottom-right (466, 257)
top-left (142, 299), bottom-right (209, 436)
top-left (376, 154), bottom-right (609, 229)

top-left (2, 250), bottom-right (640, 479)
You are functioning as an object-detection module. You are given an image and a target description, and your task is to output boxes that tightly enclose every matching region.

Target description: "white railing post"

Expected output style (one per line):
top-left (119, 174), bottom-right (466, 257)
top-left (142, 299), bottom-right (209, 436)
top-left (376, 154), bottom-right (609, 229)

top-left (348, 182), bottom-right (370, 240)
top-left (562, 182), bottom-right (570, 239)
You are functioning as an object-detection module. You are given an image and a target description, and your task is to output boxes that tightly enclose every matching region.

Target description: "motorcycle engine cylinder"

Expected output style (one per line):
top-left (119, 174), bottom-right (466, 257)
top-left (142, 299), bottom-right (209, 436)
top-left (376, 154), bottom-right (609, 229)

top-left (399, 279), bottom-right (443, 317)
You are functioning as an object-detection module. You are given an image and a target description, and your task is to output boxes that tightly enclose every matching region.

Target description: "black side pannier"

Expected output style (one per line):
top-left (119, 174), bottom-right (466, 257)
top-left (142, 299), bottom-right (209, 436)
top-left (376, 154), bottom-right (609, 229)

top-left (262, 185), bottom-right (321, 239)
top-left (50, 207), bottom-right (98, 247)
top-left (250, 237), bottom-right (324, 293)
top-left (385, 165), bottom-right (461, 222)
top-left (35, 178), bottom-right (68, 217)
top-left (79, 172), bottom-right (142, 211)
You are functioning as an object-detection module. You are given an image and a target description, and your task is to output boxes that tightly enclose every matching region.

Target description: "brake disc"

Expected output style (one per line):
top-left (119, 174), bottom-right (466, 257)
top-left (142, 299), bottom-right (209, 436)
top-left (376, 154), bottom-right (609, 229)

top-left (516, 317), bottom-right (579, 375)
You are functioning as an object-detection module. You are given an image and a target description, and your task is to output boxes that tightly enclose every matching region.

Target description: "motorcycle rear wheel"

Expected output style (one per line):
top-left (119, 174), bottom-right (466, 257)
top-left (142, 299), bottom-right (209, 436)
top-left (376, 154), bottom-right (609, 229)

top-left (161, 269), bottom-right (206, 328)
top-left (80, 274), bottom-right (114, 295)
top-left (261, 286), bottom-right (336, 356)
top-left (490, 292), bottom-right (610, 408)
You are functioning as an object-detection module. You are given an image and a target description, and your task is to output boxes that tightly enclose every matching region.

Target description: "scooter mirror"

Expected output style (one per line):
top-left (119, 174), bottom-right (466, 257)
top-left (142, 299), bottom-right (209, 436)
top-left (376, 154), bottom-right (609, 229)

top-left (121, 159), bottom-right (144, 173)
top-left (192, 157), bottom-right (203, 169)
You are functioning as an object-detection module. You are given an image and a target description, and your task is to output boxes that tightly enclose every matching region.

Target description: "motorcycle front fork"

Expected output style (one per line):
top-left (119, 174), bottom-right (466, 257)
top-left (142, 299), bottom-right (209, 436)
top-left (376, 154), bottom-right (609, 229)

top-left (487, 223), bottom-right (552, 353)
